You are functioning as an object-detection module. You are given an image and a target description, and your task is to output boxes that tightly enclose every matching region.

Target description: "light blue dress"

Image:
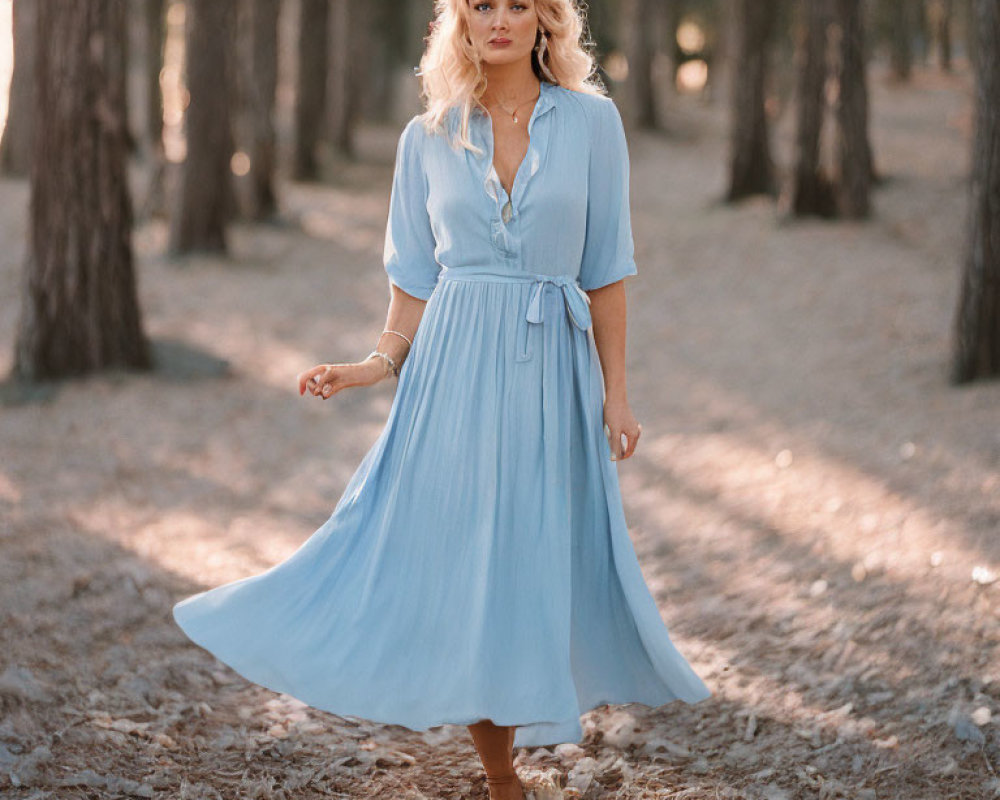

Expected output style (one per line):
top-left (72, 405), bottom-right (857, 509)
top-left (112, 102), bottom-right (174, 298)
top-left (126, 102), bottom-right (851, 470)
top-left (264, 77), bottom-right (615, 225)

top-left (172, 78), bottom-right (712, 748)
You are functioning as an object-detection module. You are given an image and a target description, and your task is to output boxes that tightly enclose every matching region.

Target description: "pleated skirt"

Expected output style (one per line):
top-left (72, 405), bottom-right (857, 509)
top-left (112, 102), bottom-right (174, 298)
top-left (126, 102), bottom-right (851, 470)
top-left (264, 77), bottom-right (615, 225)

top-left (173, 268), bottom-right (712, 748)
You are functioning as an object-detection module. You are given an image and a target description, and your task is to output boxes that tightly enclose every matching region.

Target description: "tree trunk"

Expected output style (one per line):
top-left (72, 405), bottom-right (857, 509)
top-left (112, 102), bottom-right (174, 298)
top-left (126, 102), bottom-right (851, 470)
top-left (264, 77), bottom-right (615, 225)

top-left (952, 0), bottom-right (1000, 383)
top-left (962, 0), bottom-right (977, 72)
top-left (834, 0), bottom-right (872, 218)
top-left (792, 0), bottom-right (836, 217)
top-left (326, 0), bottom-right (353, 156)
top-left (293, 0), bottom-right (329, 180)
top-left (167, 0), bottom-right (236, 254)
top-left (347, 0), bottom-right (371, 128)
top-left (361, 0), bottom-right (395, 124)
top-left (712, 0), bottom-right (740, 106)
top-left (886, 0), bottom-right (913, 81)
top-left (327, 0), bottom-right (369, 157)
top-left (13, 0), bottom-right (150, 381)
top-left (0, 0), bottom-right (36, 177)
top-left (933, 0), bottom-right (954, 72)
top-left (137, 0), bottom-right (168, 221)
top-left (916, 0), bottom-right (932, 65)
top-left (727, 0), bottom-right (778, 201)
top-left (144, 0), bottom-right (166, 152)
top-left (247, 0), bottom-right (281, 219)
top-left (621, 0), bottom-right (657, 129)
top-left (648, 0), bottom-right (673, 120)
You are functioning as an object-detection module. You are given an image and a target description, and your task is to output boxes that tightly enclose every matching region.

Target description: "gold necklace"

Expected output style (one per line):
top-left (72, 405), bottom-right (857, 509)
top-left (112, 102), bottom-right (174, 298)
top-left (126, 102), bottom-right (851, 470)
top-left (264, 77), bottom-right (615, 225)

top-left (484, 84), bottom-right (540, 124)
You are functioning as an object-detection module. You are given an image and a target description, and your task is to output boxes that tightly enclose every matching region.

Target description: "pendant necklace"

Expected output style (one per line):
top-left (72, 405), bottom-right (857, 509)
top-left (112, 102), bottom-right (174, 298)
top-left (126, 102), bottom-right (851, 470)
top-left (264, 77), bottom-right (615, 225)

top-left (484, 86), bottom-right (540, 124)
top-left (483, 85), bottom-right (540, 223)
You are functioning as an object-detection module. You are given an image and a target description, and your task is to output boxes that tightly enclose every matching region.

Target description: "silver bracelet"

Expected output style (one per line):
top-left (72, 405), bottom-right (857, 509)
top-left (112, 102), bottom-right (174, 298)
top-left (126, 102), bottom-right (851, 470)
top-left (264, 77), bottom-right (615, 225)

top-left (380, 329), bottom-right (413, 347)
top-left (366, 349), bottom-right (398, 378)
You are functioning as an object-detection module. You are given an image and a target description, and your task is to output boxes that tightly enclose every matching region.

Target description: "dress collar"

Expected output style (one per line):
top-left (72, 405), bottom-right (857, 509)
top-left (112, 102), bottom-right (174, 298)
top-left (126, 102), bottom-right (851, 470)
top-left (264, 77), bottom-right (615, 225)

top-left (477, 79), bottom-right (557, 229)
top-left (470, 78), bottom-right (558, 125)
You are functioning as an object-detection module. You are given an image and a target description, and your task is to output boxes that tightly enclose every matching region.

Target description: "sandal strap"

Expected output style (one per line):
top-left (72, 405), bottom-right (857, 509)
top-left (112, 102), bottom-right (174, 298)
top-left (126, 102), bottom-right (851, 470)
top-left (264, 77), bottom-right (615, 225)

top-left (485, 772), bottom-right (519, 785)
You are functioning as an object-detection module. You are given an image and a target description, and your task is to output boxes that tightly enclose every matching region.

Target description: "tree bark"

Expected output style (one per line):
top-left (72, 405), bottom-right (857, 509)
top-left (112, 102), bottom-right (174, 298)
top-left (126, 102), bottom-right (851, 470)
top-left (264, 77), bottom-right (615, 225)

top-left (886, 0), bottom-right (913, 81)
top-left (621, 0), bottom-right (657, 129)
top-left (326, 0), bottom-right (352, 156)
top-left (792, 0), bottom-right (836, 217)
top-left (834, 0), bottom-right (873, 218)
top-left (962, 0), bottom-right (977, 72)
top-left (293, 0), bottom-right (329, 180)
top-left (952, 0), bottom-right (1000, 383)
top-left (360, 0), bottom-right (395, 124)
top-left (136, 0), bottom-right (168, 222)
top-left (327, 0), bottom-right (369, 157)
top-left (931, 0), bottom-right (954, 72)
top-left (727, 0), bottom-right (778, 201)
top-left (13, 0), bottom-right (150, 381)
top-left (144, 0), bottom-right (166, 152)
top-left (0, 0), bottom-right (36, 177)
top-left (167, 0), bottom-right (236, 254)
top-left (247, 0), bottom-right (281, 219)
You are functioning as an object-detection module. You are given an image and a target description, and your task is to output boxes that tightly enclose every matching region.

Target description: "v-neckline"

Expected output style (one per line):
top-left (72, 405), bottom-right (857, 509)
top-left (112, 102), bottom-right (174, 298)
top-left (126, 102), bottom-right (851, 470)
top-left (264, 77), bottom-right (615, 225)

top-left (478, 80), bottom-right (556, 219)
top-left (486, 84), bottom-right (543, 200)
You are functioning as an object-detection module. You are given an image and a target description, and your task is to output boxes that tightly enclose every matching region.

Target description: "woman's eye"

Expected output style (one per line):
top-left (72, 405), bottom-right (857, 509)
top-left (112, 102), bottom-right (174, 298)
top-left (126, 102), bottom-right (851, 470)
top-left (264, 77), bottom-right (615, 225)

top-left (473, 2), bottom-right (527, 10)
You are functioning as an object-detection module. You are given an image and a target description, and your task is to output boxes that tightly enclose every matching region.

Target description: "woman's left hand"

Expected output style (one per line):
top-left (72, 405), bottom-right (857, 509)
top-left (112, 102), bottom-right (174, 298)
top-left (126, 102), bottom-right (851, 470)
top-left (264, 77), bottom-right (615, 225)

top-left (602, 396), bottom-right (642, 461)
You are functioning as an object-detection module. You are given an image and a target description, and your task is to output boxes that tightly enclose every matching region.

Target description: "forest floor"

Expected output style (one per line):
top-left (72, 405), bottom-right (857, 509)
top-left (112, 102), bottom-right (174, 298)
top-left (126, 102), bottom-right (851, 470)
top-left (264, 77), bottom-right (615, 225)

top-left (1, 60), bottom-right (999, 800)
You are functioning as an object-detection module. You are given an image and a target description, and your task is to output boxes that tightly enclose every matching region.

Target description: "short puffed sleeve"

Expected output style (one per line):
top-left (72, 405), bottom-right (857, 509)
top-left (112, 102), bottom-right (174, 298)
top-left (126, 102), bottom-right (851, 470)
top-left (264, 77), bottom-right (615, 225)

top-left (578, 96), bottom-right (639, 291)
top-left (382, 117), bottom-right (440, 300)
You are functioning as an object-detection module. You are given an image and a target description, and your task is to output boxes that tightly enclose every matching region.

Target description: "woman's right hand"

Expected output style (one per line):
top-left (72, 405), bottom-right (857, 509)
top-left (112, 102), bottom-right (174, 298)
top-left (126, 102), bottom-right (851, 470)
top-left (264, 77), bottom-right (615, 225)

top-left (297, 357), bottom-right (389, 399)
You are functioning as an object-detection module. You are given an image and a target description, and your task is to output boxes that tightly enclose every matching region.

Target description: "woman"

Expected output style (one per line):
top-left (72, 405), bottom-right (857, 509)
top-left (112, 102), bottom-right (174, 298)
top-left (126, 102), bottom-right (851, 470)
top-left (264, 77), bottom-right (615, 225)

top-left (172, 1), bottom-right (712, 798)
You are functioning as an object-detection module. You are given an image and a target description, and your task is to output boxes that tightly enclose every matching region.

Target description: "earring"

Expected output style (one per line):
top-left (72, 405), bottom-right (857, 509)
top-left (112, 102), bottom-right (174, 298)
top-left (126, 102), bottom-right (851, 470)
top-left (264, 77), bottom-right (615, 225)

top-left (534, 26), bottom-right (545, 53)
top-left (535, 27), bottom-right (557, 83)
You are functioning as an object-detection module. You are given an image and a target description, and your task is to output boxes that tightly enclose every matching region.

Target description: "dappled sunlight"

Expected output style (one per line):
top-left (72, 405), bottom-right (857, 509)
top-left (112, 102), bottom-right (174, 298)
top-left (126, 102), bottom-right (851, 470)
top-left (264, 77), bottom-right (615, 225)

top-left (622, 363), bottom-right (998, 602)
top-left (26, 385), bottom-right (393, 590)
top-left (694, 630), bottom-right (893, 738)
top-left (95, 506), bottom-right (306, 587)
top-left (294, 192), bottom-right (387, 252)
top-left (677, 60), bottom-right (709, 94)
top-left (0, 0), bottom-right (995, 784)
top-left (675, 18), bottom-right (710, 94)
top-left (162, 0), bottom-right (187, 163)
top-left (676, 20), bottom-right (706, 55)
top-left (0, 468), bottom-right (19, 503)
top-left (610, 354), bottom-right (998, 756)
top-left (133, 213), bottom-right (389, 393)
top-left (630, 424), bottom-right (960, 581)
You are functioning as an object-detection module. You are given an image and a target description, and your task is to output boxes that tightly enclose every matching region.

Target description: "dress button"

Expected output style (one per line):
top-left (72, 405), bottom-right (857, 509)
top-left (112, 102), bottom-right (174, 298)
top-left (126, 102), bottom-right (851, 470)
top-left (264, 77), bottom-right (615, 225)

top-left (502, 200), bottom-right (513, 223)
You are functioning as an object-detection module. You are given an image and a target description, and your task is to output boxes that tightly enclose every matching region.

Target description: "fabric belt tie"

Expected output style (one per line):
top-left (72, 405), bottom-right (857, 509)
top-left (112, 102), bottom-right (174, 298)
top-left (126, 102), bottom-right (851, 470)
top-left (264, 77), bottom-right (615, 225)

top-left (437, 267), bottom-right (593, 332)
top-left (525, 274), bottom-right (592, 331)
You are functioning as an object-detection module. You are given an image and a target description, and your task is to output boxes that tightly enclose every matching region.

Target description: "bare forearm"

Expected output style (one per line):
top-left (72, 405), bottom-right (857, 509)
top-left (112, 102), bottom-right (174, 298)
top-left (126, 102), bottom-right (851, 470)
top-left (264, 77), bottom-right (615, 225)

top-left (299, 282), bottom-right (429, 398)
top-left (586, 280), bottom-right (630, 403)
top-left (379, 283), bottom-right (429, 369)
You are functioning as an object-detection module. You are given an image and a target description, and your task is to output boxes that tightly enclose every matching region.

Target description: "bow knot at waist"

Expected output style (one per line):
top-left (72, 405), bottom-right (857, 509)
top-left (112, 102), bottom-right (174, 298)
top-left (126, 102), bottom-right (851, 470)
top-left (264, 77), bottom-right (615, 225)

top-left (436, 267), bottom-right (592, 331)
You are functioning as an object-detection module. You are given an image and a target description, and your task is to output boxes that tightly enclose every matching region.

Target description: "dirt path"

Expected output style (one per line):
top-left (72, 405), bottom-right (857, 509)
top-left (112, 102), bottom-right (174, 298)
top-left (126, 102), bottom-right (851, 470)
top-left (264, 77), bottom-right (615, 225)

top-left (1, 60), bottom-right (997, 799)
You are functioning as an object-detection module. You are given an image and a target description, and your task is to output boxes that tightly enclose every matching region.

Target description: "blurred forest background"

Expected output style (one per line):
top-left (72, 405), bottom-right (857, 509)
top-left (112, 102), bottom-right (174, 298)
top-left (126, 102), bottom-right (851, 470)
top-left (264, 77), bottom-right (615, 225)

top-left (1, 0), bottom-right (998, 385)
top-left (1, 1), bottom-right (999, 799)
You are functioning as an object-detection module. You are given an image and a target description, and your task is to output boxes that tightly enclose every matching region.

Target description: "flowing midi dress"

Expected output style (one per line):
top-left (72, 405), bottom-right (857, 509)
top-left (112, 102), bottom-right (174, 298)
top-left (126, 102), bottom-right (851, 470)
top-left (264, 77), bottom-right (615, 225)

top-left (172, 79), bottom-right (712, 749)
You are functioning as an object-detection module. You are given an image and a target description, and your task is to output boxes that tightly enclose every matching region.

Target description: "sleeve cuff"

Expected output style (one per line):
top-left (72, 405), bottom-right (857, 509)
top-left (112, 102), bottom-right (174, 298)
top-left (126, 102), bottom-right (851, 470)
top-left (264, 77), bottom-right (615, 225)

top-left (578, 259), bottom-right (638, 291)
top-left (387, 275), bottom-right (436, 301)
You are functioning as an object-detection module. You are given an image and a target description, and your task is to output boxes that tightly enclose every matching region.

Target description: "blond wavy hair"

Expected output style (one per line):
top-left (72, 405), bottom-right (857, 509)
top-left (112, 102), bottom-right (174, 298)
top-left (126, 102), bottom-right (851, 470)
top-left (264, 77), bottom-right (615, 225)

top-left (415, 0), bottom-right (608, 153)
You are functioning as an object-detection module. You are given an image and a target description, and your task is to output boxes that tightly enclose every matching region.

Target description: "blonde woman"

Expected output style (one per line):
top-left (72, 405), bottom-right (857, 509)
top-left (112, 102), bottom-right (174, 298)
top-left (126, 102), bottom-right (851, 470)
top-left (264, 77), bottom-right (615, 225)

top-left (173, 1), bottom-right (711, 797)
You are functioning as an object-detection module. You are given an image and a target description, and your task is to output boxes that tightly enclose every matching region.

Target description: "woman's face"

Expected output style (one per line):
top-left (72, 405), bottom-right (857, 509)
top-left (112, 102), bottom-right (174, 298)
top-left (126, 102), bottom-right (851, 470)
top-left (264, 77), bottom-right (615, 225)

top-left (466, 1), bottom-right (539, 68)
